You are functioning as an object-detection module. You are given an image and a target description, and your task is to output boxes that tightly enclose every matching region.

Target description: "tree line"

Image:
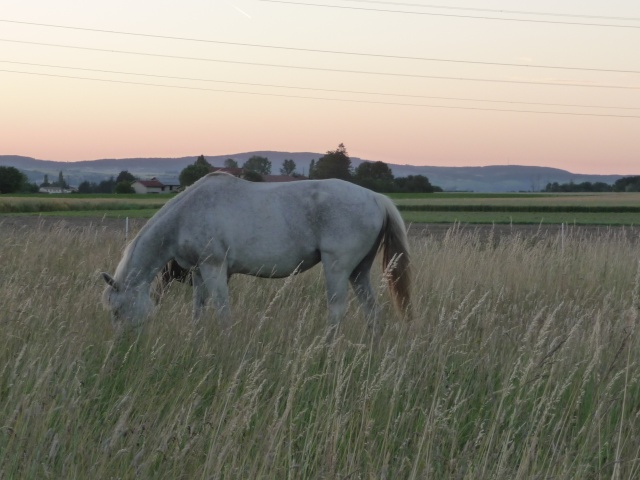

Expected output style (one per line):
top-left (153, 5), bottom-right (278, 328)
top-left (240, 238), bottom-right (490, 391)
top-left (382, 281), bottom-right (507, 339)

top-left (76, 171), bottom-right (138, 194)
top-left (179, 144), bottom-right (441, 193)
top-left (544, 176), bottom-right (640, 193)
top-left (0, 167), bottom-right (140, 194)
top-left (2, 146), bottom-right (438, 194)
top-left (307, 144), bottom-right (441, 193)
top-left (4, 158), bottom-right (639, 196)
top-left (179, 154), bottom-right (298, 186)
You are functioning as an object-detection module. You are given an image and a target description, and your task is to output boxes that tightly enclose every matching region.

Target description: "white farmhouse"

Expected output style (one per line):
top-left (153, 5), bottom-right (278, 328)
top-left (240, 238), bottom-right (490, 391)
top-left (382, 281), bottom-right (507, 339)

top-left (39, 186), bottom-right (76, 194)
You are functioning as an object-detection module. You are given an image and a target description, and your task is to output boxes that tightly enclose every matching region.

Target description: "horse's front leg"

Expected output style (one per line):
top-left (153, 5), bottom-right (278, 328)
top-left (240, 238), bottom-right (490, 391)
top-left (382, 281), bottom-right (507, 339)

top-left (198, 263), bottom-right (232, 329)
top-left (322, 258), bottom-right (350, 336)
top-left (191, 269), bottom-right (208, 322)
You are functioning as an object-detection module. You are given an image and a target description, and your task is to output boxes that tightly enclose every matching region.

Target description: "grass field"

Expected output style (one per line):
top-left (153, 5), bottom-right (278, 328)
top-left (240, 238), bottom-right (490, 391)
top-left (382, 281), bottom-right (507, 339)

top-left (2, 191), bottom-right (638, 225)
top-left (1, 221), bottom-right (639, 478)
top-left (0, 193), bottom-right (165, 219)
top-left (393, 192), bottom-right (640, 225)
top-left (0, 194), bottom-right (165, 215)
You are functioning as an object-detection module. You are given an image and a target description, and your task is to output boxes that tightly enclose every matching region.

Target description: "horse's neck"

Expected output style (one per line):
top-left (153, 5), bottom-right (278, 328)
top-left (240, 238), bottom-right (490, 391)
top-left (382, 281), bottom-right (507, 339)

top-left (117, 223), bottom-right (174, 288)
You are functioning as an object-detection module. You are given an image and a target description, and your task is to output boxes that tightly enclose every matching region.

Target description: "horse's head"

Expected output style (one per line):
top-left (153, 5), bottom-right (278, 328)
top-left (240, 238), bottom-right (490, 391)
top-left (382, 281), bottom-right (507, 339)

top-left (101, 272), bottom-right (154, 332)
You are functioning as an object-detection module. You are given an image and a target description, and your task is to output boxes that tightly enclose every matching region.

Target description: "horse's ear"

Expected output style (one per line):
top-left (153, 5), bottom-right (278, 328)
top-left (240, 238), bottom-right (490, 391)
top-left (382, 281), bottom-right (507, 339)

top-left (101, 272), bottom-right (119, 291)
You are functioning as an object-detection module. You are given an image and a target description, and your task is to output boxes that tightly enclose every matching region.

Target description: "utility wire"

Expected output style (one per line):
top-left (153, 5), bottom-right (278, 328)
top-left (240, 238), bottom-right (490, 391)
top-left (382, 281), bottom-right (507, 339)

top-left (2, 69), bottom-right (639, 119)
top-left (3, 39), bottom-right (639, 90)
top-left (3, 60), bottom-right (638, 111)
top-left (338, 0), bottom-right (640, 22)
top-left (0, 19), bottom-right (638, 74)
top-left (259, 0), bottom-right (640, 29)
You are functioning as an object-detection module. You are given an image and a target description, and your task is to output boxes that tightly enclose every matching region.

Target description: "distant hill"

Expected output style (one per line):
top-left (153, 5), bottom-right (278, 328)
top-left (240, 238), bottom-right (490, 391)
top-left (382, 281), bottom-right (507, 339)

top-left (0, 153), bottom-right (628, 192)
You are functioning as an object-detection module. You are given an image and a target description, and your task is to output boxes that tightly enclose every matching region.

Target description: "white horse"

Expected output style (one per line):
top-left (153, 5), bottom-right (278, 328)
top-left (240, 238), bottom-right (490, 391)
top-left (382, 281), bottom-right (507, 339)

top-left (102, 173), bottom-right (410, 331)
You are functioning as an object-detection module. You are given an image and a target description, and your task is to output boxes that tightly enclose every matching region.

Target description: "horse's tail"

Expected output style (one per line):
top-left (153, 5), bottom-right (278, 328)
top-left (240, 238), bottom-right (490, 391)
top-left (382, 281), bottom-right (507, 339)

top-left (376, 194), bottom-right (412, 319)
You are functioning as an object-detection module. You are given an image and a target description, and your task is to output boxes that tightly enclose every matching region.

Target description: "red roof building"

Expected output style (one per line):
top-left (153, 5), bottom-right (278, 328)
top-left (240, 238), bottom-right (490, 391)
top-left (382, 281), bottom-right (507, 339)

top-left (132, 177), bottom-right (180, 194)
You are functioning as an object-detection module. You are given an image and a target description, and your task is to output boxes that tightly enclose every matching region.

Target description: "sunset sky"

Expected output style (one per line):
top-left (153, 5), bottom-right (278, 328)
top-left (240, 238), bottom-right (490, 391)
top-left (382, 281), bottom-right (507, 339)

top-left (1, 0), bottom-right (639, 174)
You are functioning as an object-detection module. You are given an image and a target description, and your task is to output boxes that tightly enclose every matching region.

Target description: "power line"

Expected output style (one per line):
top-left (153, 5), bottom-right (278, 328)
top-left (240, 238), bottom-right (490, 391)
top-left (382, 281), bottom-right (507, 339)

top-left (2, 69), bottom-right (640, 119)
top-left (3, 60), bottom-right (638, 111)
top-left (0, 19), bottom-right (638, 74)
top-left (259, 0), bottom-right (640, 29)
top-left (338, 0), bottom-right (640, 22)
top-left (3, 39), bottom-right (639, 90)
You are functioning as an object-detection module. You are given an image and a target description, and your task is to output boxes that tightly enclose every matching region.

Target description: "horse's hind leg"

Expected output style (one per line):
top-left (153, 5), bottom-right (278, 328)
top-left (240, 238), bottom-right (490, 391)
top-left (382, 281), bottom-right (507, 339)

top-left (321, 257), bottom-right (350, 331)
top-left (349, 254), bottom-right (382, 338)
top-left (350, 271), bottom-right (379, 327)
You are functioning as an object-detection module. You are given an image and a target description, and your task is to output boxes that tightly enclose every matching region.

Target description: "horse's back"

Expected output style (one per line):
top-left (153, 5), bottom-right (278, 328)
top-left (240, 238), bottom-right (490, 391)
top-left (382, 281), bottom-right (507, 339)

top-left (186, 175), bottom-right (382, 229)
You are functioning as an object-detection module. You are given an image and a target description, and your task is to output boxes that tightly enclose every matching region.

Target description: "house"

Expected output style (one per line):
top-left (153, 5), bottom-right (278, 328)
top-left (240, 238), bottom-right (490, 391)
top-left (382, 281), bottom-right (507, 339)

top-left (132, 177), bottom-right (180, 194)
top-left (39, 186), bottom-right (76, 194)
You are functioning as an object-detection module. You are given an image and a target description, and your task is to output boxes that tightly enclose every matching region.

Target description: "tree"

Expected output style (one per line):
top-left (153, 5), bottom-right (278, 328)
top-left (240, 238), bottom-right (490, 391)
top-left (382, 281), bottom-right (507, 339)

top-left (308, 159), bottom-right (316, 179)
top-left (0, 166), bottom-right (27, 194)
top-left (313, 143), bottom-right (352, 181)
top-left (116, 170), bottom-right (137, 184)
top-left (115, 181), bottom-right (135, 194)
top-left (179, 164), bottom-right (210, 187)
top-left (21, 182), bottom-right (39, 193)
top-left (78, 180), bottom-right (94, 194)
top-left (242, 170), bottom-right (264, 182)
top-left (242, 155), bottom-right (272, 175)
top-left (114, 171), bottom-right (137, 194)
top-left (224, 158), bottom-right (239, 169)
top-left (544, 181), bottom-right (613, 193)
top-left (613, 176), bottom-right (640, 192)
top-left (354, 161), bottom-right (395, 192)
top-left (57, 171), bottom-right (67, 188)
top-left (44, 171), bottom-right (68, 190)
top-left (195, 154), bottom-right (212, 168)
top-left (179, 155), bottom-right (213, 187)
top-left (280, 159), bottom-right (297, 176)
top-left (76, 177), bottom-right (115, 194)
top-left (394, 175), bottom-right (436, 193)
top-left (97, 177), bottom-right (117, 194)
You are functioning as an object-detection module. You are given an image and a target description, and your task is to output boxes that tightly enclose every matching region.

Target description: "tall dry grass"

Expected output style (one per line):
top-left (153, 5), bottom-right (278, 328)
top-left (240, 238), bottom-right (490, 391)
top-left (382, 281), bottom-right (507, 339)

top-left (1, 219), bottom-right (639, 478)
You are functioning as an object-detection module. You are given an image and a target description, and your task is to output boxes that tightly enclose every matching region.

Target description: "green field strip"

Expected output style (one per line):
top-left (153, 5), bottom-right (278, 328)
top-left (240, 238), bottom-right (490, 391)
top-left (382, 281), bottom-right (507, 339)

top-left (396, 204), bottom-right (640, 213)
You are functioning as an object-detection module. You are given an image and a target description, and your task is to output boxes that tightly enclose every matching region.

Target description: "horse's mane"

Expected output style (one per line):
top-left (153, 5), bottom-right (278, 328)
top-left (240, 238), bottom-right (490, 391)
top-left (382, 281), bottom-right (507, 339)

top-left (208, 171), bottom-right (243, 182)
top-left (113, 237), bottom-right (137, 281)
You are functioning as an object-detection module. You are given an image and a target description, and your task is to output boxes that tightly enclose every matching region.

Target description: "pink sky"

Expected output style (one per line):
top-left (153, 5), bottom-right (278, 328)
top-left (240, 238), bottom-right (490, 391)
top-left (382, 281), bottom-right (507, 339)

top-left (1, 0), bottom-right (639, 174)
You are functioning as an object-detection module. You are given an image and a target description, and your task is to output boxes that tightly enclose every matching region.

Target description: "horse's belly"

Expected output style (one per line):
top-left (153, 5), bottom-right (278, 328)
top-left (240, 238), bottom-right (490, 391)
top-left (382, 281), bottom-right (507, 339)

top-left (232, 249), bottom-right (320, 278)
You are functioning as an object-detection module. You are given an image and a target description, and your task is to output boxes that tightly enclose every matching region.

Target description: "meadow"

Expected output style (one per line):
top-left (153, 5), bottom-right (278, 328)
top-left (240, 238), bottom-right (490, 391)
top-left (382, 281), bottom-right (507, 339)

top-left (2, 191), bottom-right (639, 224)
top-left (0, 194), bottom-right (164, 218)
top-left (1, 218), bottom-right (639, 478)
top-left (391, 192), bottom-right (640, 225)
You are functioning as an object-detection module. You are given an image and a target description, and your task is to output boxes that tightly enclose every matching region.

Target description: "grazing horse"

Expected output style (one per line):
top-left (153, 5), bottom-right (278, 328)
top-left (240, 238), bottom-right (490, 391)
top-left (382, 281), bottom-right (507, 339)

top-left (102, 173), bottom-right (410, 331)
